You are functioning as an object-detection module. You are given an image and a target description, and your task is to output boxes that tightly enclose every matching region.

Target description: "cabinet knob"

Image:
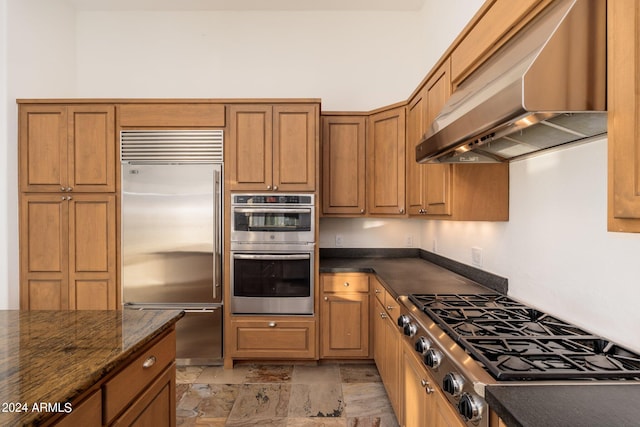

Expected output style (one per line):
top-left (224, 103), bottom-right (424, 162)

top-left (267, 185), bottom-right (272, 190)
top-left (142, 356), bottom-right (156, 369)
top-left (60, 186), bottom-right (66, 192)
top-left (268, 322), bottom-right (277, 327)
top-left (421, 379), bottom-right (434, 394)
top-left (360, 209), bottom-right (365, 214)
top-left (273, 185), bottom-right (278, 191)
top-left (375, 289), bottom-right (381, 294)
top-left (380, 312), bottom-right (387, 319)
top-left (67, 196), bottom-right (73, 201)
top-left (66, 187), bottom-right (73, 192)
top-left (399, 208), bottom-right (405, 214)
top-left (386, 305), bottom-right (395, 311)
top-left (324, 296), bottom-right (329, 301)
top-left (343, 282), bottom-right (350, 287)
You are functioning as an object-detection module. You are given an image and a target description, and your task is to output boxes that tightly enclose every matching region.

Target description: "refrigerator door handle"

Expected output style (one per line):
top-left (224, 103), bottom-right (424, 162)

top-left (213, 167), bottom-right (222, 300)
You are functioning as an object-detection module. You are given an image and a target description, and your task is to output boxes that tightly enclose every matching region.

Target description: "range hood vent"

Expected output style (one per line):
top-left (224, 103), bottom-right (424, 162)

top-left (416, 0), bottom-right (606, 164)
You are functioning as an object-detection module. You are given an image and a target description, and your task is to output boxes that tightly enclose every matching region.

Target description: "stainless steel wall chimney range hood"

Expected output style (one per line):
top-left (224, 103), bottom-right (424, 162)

top-left (416, 0), bottom-right (606, 164)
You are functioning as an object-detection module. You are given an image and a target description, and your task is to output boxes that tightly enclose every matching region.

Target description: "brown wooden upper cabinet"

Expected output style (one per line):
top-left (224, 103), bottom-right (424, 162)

top-left (227, 103), bottom-right (319, 192)
top-left (321, 115), bottom-right (367, 215)
top-left (450, 0), bottom-right (549, 85)
top-left (407, 60), bottom-right (453, 217)
top-left (367, 106), bottom-right (406, 216)
top-left (608, 0), bottom-right (640, 233)
top-left (19, 105), bottom-right (115, 193)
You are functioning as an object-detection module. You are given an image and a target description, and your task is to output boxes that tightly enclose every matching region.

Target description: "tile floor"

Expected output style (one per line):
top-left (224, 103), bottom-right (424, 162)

top-left (176, 363), bottom-right (400, 426)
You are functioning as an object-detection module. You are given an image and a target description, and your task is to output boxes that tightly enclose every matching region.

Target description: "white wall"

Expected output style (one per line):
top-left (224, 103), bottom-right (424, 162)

top-left (2, 0), bottom-right (77, 308)
top-left (75, 10), bottom-right (428, 111)
top-left (1, 0), bottom-right (8, 308)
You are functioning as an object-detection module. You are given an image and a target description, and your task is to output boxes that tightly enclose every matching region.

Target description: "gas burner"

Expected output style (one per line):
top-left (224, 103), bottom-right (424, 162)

top-left (498, 355), bottom-right (533, 372)
top-left (457, 321), bottom-right (483, 336)
top-left (522, 321), bottom-right (548, 335)
top-left (585, 355), bottom-right (622, 371)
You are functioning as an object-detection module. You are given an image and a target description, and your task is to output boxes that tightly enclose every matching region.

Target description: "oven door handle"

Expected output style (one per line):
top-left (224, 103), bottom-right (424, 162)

top-left (233, 253), bottom-right (310, 260)
top-left (233, 208), bottom-right (311, 214)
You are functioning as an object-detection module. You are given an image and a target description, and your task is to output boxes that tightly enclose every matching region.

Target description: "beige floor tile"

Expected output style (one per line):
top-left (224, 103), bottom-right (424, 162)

top-left (342, 383), bottom-right (393, 418)
top-left (339, 365), bottom-right (381, 383)
top-left (176, 366), bottom-right (206, 384)
top-left (292, 364), bottom-right (341, 384)
top-left (227, 384), bottom-right (292, 420)
top-left (287, 417), bottom-right (348, 426)
top-left (288, 383), bottom-right (344, 418)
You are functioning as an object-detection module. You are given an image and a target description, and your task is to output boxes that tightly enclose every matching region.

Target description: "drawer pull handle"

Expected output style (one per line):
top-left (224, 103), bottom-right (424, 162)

top-left (142, 356), bottom-right (156, 369)
top-left (386, 305), bottom-right (395, 311)
top-left (268, 322), bottom-right (277, 327)
top-left (380, 312), bottom-right (387, 319)
top-left (375, 289), bottom-right (381, 294)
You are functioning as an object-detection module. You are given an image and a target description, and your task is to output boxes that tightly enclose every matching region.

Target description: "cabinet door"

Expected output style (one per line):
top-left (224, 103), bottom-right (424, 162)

top-left (68, 194), bottom-right (117, 310)
top-left (274, 104), bottom-right (317, 191)
top-left (406, 90), bottom-right (427, 215)
top-left (68, 106), bottom-right (115, 192)
top-left (367, 107), bottom-right (406, 215)
top-left (19, 194), bottom-right (69, 310)
top-left (402, 341), bottom-right (432, 427)
top-left (383, 310), bottom-right (401, 417)
top-left (424, 60), bottom-right (453, 217)
top-left (321, 293), bottom-right (369, 358)
top-left (608, 0), bottom-right (640, 232)
top-left (227, 105), bottom-right (273, 191)
top-left (19, 105), bottom-right (68, 192)
top-left (322, 116), bottom-right (367, 215)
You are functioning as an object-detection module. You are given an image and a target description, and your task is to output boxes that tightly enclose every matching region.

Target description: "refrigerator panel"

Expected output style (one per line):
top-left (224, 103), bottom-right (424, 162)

top-left (122, 163), bottom-right (222, 304)
top-left (176, 308), bottom-right (223, 365)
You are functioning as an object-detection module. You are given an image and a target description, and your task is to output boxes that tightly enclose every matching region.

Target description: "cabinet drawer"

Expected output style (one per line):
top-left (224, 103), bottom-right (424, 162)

top-left (322, 274), bottom-right (369, 293)
top-left (53, 389), bottom-right (101, 427)
top-left (231, 318), bottom-right (316, 359)
top-left (103, 331), bottom-right (176, 424)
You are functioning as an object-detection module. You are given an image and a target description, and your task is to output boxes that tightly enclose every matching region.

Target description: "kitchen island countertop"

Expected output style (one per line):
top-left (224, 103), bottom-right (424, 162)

top-left (0, 309), bottom-right (183, 427)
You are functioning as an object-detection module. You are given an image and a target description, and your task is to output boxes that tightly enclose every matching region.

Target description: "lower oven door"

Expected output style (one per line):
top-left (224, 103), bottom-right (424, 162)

top-left (230, 250), bottom-right (314, 315)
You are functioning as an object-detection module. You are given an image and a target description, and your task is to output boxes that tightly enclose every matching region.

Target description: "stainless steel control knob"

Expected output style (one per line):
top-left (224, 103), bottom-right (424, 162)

top-left (442, 372), bottom-right (464, 397)
top-left (397, 315), bottom-right (410, 328)
top-left (458, 392), bottom-right (484, 423)
top-left (404, 323), bottom-right (418, 337)
top-left (414, 337), bottom-right (431, 354)
top-left (424, 348), bottom-right (443, 368)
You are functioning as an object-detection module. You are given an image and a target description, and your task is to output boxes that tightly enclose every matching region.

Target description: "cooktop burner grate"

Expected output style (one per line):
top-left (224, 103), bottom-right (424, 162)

top-left (409, 293), bottom-right (640, 381)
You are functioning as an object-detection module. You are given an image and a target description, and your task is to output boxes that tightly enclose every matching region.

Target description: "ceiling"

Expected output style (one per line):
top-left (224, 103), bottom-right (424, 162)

top-left (66, 0), bottom-right (426, 11)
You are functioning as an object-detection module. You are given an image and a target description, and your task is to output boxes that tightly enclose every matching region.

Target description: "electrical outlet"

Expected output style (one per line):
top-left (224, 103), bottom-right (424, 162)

top-left (471, 247), bottom-right (483, 268)
top-left (405, 235), bottom-right (414, 247)
top-left (335, 234), bottom-right (344, 247)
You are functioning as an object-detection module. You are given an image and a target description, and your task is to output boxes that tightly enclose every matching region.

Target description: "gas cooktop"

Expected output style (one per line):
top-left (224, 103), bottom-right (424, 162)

top-left (409, 293), bottom-right (640, 380)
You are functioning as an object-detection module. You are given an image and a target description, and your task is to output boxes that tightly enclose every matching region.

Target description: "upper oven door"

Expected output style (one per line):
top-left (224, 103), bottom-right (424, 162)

top-left (231, 206), bottom-right (314, 244)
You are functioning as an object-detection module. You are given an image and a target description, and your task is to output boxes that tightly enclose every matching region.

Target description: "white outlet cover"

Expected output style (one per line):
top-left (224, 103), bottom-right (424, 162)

top-left (335, 234), bottom-right (344, 247)
top-left (471, 247), bottom-right (483, 267)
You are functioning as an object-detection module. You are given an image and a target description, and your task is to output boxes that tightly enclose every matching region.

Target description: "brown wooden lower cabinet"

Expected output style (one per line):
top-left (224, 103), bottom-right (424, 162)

top-left (320, 273), bottom-right (370, 358)
top-left (401, 338), bottom-right (465, 427)
top-left (49, 330), bottom-right (176, 427)
top-left (373, 292), bottom-right (401, 419)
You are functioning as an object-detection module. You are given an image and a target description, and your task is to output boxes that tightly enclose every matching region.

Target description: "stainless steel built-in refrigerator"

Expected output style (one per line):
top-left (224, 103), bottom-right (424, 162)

top-left (121, 130), bottom-right (223, 365)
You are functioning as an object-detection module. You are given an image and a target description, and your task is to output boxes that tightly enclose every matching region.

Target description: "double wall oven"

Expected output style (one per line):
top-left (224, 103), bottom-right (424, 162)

top-left (230, 194), bottom-right (315, 315)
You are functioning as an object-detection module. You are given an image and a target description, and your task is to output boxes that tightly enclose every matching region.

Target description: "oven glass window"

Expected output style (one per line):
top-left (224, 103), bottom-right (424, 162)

top-left (233, 211), bottom-right (311, 232)
top-left (233, 256), bottom-right (311, 297)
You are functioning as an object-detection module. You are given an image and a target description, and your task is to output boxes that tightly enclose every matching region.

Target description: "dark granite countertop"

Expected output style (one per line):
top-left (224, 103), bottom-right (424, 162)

top-left (486, 384), bottom-right (640, 427)
top-left (320, 256), bottom-right (499, 298)
top-left (0, 309), bottom-right (183, 427)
